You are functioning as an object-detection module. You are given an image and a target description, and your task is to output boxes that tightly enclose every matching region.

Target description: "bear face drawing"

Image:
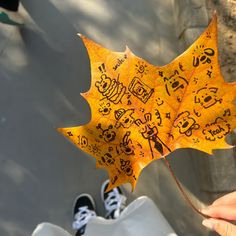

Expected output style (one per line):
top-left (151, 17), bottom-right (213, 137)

top-left (95, 74), bottom-right (112, 93)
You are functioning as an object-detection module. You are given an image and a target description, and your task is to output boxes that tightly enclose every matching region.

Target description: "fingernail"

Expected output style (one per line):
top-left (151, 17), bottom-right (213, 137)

top-left (200, 208), bottom-right (209, 214)
top-left (202, 219), bottom-right (214, 230)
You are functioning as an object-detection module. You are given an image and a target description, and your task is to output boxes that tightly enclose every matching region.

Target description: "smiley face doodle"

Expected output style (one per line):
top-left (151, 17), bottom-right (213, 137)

top-left (120, 159), bottom-right (133, 176)
top-left (174, 111), bottom-right (200, 137)
top-left (164, 70), bottom-right (188, 97)
top-left (98, 102), bottom-right (111, 115)
top-left (195, 86), bottom-right (222, 109)
top-left (114, 108), bottom-right (135, 129)
top-left (202, 117), bottom-right (230, 141)
top-left (96, 123), bottom-right (116, 142)
top-left (192, 46), bottom-right (215, 67)
top-left (101, 153), bottom-right (115, 166)
top-left (95, 74), bottom-right (126, 104)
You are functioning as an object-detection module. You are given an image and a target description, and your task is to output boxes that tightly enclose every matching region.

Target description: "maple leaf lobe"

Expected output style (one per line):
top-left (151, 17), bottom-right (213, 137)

top-left (58, 15), bottom-right (236, 190)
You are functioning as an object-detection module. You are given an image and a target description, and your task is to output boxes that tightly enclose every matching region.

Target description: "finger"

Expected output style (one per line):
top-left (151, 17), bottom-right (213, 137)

top-left (201, 205), bottom-right (236, 220)
top-left (202, 219), bottom-right (236, 236)
top-left (212, 191), bottom-right (236, 206)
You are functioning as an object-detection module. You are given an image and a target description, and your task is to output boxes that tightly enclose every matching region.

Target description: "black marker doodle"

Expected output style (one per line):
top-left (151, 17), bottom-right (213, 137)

top-left (167, 133), bottom-right (174, 140)
top-left (96, 74), bottom-right (126, 104)
top-left (113, 54), bottom-right (127, 71)
top-left (101, 153), bottom-right (115, 166)
top-left (67, 131), bottom-right (73, 137)
top-left (159, 71), bottom-right (164, 77)
top-left (135, 113), bottom-right (171, 157)
top-left (193, 77), bottom-right (199, 84)
top-left (174, 111), bottom-right (200, 137)
top-left (96, 123), bottom-right (116, 142)
top-left (206, 31), bottom-right (211, 39)
top-left (179, 62), bottom-right (185, 71)
top-left (116, 131), bottom-right (134, 155)
top-left (88, 144), bottom-right (100, 155)
top-left (111, 176), bottom-right (118, 185)
top-left (77, 135), bottom-right (88, 148)
top-left (120, 159), bottom-right (133, 176)
top-left (126, 93), bottom-right (132, 105)
top-left (139, 108), bottom-right (145, 113)
top-left (193, 138), bottom-right (200, 144)
top-left (156, 98), bottom-right (164, 106)
top-left (98, 63), bottom-right (106, 73)
top-left (202, 117), bottom-right (230, 141)
top-left (207, 70), bottom-right (212, 78)
top-left (166, 112), bottom-right (171, 119)
top-left (128, 77), bottom-right (154, 103)
top-left (155, 109), bottom-right (162, 126)
top-left (114, 108), bottom-right (135, 129)
top-left (137, 142), bottom-right (143, 149)
top-left (98, 102), bottom-right (111, 115)
top-left (194, 109), bottom-right (201, 117)
top-left (192, 45), bottom-right (215, 67)
top-left (177, 96), bottom-right (182, 103)
top-left (194, 86), bottom-right (222, 109)
top-left (223, 109), bottom-right (231, 117)
top-left (135, 61), bottom-right (148, 77)
top-left (164, 70), bottom-right (188, 96)
top-left (139, 151), bottom-right (144, 157)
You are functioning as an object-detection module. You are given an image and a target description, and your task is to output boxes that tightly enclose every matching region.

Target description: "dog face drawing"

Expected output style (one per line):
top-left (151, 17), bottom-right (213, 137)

top-left (174, 111), bottom-right (199, 137)
top-left (195, 87), bottom-right (222, 109)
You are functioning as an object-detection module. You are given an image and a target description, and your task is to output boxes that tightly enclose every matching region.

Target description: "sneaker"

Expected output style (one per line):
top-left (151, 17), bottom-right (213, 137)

top-left (0, 7), bottom-right (23, 26)
top-left (101, 179), bottom-right (127, 219)
top-left (72, 194), bottom-right (97, 236)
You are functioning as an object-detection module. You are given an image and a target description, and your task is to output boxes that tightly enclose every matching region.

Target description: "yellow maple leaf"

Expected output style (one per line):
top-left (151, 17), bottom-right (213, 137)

top-left (58, 15), bottom-right (236, 190)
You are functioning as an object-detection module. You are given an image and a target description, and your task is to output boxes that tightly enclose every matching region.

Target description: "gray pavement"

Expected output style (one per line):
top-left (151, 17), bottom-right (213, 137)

top-left (0, 0), bottom-right (212, 235)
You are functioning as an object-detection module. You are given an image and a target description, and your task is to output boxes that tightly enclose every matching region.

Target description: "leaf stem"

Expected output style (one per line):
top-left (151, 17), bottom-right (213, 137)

top-left (163, 156), bottom-right (209, 219)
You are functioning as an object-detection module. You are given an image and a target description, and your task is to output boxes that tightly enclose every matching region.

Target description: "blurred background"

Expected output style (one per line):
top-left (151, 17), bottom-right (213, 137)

top-left (0, 0), bottom-right (235, 235)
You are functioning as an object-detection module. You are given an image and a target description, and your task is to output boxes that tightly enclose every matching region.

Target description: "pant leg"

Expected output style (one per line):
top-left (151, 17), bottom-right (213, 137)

top-left (31, 223), bottom-right (73, 236)
top-left (84, 196), bottom-right (178, 236)
top-left (0, 0), bottom-right (19, 12)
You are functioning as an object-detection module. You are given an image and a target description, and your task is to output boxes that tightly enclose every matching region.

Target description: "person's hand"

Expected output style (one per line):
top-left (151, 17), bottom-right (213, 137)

top-left (201, 191), bottom-right (236, 236)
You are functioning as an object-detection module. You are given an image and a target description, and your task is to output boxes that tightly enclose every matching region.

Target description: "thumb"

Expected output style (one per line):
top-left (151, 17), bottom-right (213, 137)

top-left (202, 219), bottom-right (236, 236)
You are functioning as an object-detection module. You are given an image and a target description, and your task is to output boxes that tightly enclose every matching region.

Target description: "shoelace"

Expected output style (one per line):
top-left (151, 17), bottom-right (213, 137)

top-left (72, 206), bottom-right (97, 230)
top-left (104, 188), bottom-right (127, 219)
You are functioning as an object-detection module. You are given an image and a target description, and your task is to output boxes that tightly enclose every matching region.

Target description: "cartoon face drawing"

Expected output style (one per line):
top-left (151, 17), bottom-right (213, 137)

top-left (195, 87), bottom-right (222, 109)
top-left (174, 111), bottom-right (200, 137)
top-left (114, 108), bottom-right (135, 129)
top-left (164, 70), bottom-right (188, 96)
top-left (101, 153), bottom-right (115, 166)
top-left (98, 102), bottom-right (111, 115)
top-left (96, 123), bottom-right (116, 142)
top-left (120, 159), bottom-right (133, 176)
top-left (96, 74), bottom-right (112, 93)
top-left (135, 113), bottom-right (158, 139)
top-left (95, 74), bottom-right (126, 104)
top-left (193, 46), bottom-right (215, 67)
